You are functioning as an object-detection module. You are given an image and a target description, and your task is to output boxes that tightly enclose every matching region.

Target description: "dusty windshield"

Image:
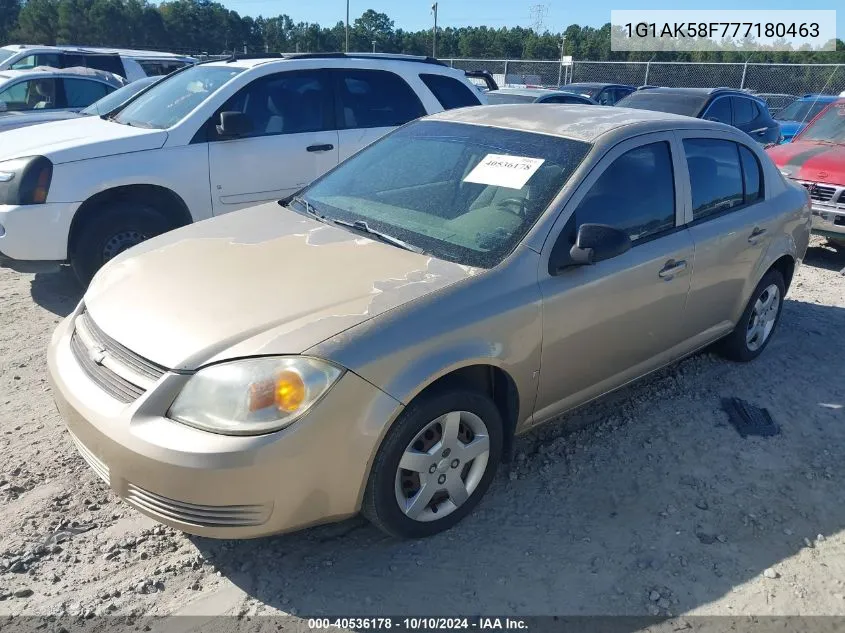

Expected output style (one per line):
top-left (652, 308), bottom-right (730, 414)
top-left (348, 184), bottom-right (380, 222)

top-left (299, 120), bottom-right (591, 269)
top-left (776, 99), bottom-right (829, 123)
top-left (800, 102), bottom-right (845, 144)
top-left (114, 65), bottom-right (243, 129)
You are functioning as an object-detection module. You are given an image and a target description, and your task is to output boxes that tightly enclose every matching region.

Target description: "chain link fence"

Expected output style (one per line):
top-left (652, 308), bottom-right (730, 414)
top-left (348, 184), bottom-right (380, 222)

top-left (447, 58), bottom-right (845, 96)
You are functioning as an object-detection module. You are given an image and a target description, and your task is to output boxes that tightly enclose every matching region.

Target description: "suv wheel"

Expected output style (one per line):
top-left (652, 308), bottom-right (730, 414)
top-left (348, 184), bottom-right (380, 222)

top-left (362, 389), bottom-right (503, 538)
top-left (70, 203), bottom-right (170, 286)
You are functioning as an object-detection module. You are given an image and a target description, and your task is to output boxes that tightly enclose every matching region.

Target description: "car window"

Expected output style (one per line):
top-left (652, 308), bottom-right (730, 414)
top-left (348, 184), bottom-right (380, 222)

top-left (739, 145), bottom-right (763, 203)
top-left (335, 69), bottom-right (426, 130)
top-left (574, 141), bottom-right (676, 243)
top-left (10, 53), bottom-right (61, 70)
top-left (84, 55), bottom-right (126, 77)
top-left (114, 65), bottom-right (244, 129)
top-left (138, 60), bottom-right (190, 77)
top-left (704, 97), bottom-right (731, 124)
top-left (302, 120), bottom-right (591, 269)
top-left (597, 89), bottom-right (614, 106)
top-left (63, 78), bottom-right (112, 108)
top-left (798, 102), bottom-right (845, 143)
top-left (543, 95), bottom-right (586, 104)
top-left (214, 71), bottom-right (332, 139)
top-left (733, 97), bottom-right (757, 125)
top-left (486, 92), bottom-right (536, 104)
top-left (683, 139), bottom-right (744, 220)
top-left (0, 78), bottom-right (59, 111)
top-left (419, 73), bottom-right (481, 109)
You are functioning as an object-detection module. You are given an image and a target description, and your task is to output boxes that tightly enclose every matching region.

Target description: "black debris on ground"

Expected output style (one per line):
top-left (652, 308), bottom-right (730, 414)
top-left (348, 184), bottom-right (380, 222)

top-left (721, 397), bottom-right (781, 439)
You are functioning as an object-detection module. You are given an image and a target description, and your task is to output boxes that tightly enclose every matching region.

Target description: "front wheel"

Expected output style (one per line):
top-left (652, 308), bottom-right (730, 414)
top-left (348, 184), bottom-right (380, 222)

top-left (717, 269), bottom-right (785, 362)
top-left (362, 389), bottom-right (503, 538)
top-left (70, 203), bottom-right (170, 286)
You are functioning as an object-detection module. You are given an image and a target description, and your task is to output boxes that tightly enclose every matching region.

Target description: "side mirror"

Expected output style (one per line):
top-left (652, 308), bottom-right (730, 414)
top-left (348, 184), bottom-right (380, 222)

top-left (551, 223), bottom-right (632, 273)
top-left (216, 111), bottom-right (252, 138)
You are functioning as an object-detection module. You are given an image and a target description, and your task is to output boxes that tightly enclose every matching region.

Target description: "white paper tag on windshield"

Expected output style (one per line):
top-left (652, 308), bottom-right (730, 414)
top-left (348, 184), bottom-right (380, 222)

top-left (463, 154), bottom-right (546, 190)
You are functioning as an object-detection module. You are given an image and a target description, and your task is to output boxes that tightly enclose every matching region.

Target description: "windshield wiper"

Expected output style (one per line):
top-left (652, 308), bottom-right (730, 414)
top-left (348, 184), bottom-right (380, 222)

top-left (332, 219), bottom-right (424, 254)
top-left (289, 195), bottom-right (332, 225)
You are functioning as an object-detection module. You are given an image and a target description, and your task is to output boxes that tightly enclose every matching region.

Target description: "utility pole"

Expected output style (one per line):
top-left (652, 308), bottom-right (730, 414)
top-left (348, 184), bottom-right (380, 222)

top-left (431, 2), bottom-right (438, 58)
top-left (345, 0), bottom-right (350, 53)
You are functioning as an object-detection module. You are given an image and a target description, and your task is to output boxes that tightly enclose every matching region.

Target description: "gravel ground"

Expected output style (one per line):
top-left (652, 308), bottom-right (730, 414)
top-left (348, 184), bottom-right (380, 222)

top-left (0, 239), bottom-right (844, 625)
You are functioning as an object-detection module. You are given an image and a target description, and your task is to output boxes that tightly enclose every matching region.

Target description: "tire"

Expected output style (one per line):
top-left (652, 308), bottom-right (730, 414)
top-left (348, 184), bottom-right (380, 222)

top-left (362, 389), bottom-right (503, 539)
top-left (717, 269), bottom-right (786, 362)
top-left (70, 203), bottom-right (171, 286)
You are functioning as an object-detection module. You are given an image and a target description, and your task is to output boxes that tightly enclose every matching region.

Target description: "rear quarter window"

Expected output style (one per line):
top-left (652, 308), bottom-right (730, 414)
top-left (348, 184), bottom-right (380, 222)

top-left (419, 73), bottom-right (481, 109)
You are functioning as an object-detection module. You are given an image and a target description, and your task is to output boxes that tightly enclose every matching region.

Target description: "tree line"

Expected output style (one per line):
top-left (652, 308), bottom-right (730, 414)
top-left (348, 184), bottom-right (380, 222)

top-left (0, 0), bottom-right (843, 63)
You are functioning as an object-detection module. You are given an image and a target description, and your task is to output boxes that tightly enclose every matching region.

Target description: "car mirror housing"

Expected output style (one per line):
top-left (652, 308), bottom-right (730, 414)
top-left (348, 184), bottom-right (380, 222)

top-left (550, 223), bottom-right (632, 274)
top-left (216, 111), bottom-right (253, 138)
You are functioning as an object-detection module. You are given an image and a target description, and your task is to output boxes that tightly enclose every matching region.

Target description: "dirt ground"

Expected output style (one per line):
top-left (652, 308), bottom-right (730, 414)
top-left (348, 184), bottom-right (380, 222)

top-left (1, 239), bottom-right (844, 626)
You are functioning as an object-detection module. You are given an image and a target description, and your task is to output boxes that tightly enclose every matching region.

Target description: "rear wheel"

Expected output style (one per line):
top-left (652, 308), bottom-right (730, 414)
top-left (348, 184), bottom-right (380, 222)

top-left (70, 203), bottom-right (171, 286)
top-left (717, 270), bottom-right (785, 362)
top-left (362, 389), bottom-right (503, 538)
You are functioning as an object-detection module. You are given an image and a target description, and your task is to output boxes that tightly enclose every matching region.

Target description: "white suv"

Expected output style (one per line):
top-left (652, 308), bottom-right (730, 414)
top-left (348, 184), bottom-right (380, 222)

top-left (0, 53), bottom-right (484, 283)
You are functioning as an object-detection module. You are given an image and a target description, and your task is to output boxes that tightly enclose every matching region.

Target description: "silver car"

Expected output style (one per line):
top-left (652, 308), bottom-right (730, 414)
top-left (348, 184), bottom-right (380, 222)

top-left (47, 105), bottom-right (811, 539)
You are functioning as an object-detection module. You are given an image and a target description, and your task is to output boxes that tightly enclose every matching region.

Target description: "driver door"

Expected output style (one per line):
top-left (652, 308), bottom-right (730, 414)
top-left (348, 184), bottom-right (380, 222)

top-left (206, 70), bottom-right (339, 214)
top-left (534, 133), bottom-right (695, 423)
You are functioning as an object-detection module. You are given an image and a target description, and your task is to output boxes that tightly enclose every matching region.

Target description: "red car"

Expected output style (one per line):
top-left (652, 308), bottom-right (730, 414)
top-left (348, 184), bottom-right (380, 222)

top-left (767, 99), bottom-right (845, 251)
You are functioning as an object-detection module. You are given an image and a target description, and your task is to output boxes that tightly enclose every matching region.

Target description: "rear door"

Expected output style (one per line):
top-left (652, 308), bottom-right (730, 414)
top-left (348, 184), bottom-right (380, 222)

top-left (333, 68), bottom-right (427, 163)
top-left (733, 96), bottom-right (778, 144)
top-left (677, 134), bottom-right (775, 340)
top-left (206, 69), bottom-right (339, 214)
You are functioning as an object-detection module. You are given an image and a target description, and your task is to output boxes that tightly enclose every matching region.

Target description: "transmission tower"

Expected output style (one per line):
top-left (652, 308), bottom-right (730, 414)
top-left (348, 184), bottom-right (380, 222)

top-left (529, 4), bottom-right (549, 33)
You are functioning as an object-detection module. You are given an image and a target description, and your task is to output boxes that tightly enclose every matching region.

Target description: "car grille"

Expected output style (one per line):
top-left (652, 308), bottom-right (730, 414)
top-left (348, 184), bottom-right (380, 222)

top-left (70, 308), bottom-right (166, 403)
top-left (68, 431), bottom-right (110, 485)
top-left (125, 484), bottom-right (271, 528)
top-left (799, 181), bottom-right (843, 205)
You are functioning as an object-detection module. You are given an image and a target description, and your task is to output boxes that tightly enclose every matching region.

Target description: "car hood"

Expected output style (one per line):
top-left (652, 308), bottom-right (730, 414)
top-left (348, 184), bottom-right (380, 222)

top-left (0, 115), bottom-right (167, 164)
top-left (0, 110), bottom-right (83, 132)
top-left (767, 140), bottom-right (845, 185)
top-left (84, 202), bottom-right (477, 371)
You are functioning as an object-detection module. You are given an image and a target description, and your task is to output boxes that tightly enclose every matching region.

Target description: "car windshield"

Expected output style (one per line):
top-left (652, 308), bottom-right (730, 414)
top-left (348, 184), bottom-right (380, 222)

top-left (113, 65), bottom-right (243, 129)
top-left (560, 85), bottom-right (600, 99)
top-left (776, 99), bottom-right (829, 122)
top-left (298, 120), bottom-right (591, 269)
top-left (486, 92), bottom-right (537, 104)
top-left (80, 77), bottom-right (158, 116)
top-left (799, 102), bottom-right (845, 144)
top-left (616, 91), bottom-right (706, 116)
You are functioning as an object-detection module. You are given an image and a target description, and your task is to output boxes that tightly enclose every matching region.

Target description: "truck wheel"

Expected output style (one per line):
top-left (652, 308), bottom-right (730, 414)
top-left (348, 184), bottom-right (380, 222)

top-left (70, 203), bottom-right (170, 286)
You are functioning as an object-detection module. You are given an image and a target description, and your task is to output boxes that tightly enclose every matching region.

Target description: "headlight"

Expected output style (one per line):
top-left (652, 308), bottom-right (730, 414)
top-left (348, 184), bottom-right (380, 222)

top-left (0, 156), bottom-right (53, 205)
top-left (168, 356), bottom-right (343, 435)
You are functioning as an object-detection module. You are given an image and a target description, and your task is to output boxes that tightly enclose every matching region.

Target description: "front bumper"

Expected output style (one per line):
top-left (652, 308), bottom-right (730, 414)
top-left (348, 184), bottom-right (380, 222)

top-left (0, 201), bottom-right (79, 263)
top-left (811, 204), bottom-right (845, 238)
top-left (46, 309), bottom-right (404, 539)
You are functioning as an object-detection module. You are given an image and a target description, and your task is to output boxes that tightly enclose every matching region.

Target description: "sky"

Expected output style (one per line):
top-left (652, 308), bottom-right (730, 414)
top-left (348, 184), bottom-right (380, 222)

top-left (218, 0), bottom-right (844, 40)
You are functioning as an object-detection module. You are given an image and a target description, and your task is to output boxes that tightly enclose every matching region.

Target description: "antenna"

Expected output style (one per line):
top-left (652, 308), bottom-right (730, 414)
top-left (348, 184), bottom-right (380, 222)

top-left (529, 4), bottom-right (549, 33)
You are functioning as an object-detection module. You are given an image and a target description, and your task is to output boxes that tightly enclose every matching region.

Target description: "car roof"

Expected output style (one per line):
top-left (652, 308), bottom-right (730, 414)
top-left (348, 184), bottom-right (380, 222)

top-left (797, 94), bottom-right (839, 101)
top-left (204, 52), bottom-right (457, 73)
top-left (427, 104), bottom-right (731, 143)
top-left (0, 65), bottom-right (124, 85)
top-left (0, 44), bottom-right (193, 61)
top-left (561, 82), bottom-right (633, 89)
top-left (489, 87), bottom-right (558, 97)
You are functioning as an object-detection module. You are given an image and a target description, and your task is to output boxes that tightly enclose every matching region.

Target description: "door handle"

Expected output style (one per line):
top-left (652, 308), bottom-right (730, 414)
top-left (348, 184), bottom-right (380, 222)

top-left (306, 144), bottom-right (334, 153)
top-left (658, 259), bottom-right (687, 279)
top-left (750, 127), bottom-right (767, 135)
top-left (748, 226), bottom-right (767, 243)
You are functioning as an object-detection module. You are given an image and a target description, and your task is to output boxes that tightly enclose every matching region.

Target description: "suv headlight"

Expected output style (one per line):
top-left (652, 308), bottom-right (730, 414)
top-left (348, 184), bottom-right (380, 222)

top-left (0, 156), bottom-right (53, 205)
top-left (168, 356), bottom-right (344, 435)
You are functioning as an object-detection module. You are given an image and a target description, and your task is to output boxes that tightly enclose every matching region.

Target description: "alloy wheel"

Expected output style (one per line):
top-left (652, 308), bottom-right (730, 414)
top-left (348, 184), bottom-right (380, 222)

top-left (746, 284), bottom-right (781, 352)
